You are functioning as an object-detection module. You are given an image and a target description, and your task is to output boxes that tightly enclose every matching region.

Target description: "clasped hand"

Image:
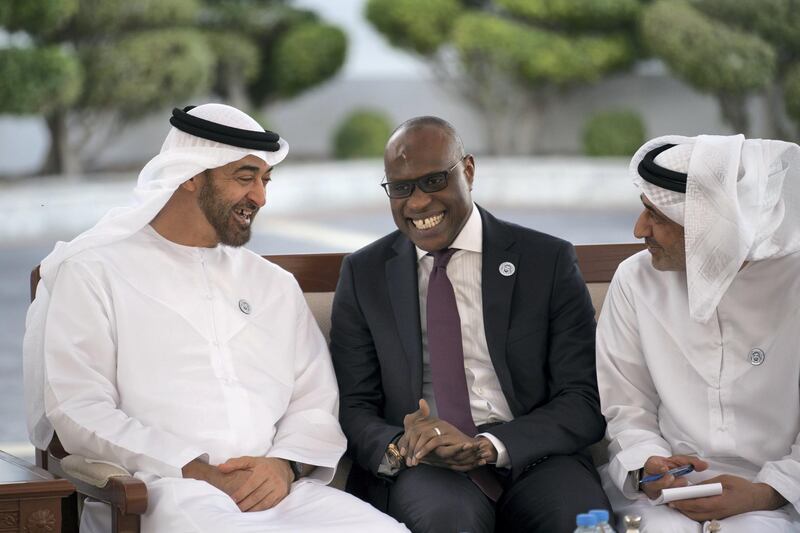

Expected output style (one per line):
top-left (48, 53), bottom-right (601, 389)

top-left (183, 456), bottom-right (294, 512)
top-left (642, 455), bottom-right (787, 521)
top-left (396, 399), bottom-right (496, 471)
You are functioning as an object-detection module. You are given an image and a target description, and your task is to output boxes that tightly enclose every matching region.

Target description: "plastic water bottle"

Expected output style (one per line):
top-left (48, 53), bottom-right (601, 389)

top-left (574, 513), bottom-right (598, 532)
top-left (588, 509), bottom-right (614, 532)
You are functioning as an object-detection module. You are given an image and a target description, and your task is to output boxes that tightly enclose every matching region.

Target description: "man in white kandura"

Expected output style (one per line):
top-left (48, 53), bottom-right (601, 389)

top-left (596, 134), bottom-right (800, 532)
top-left (23, 103), bottom-right (407, 532)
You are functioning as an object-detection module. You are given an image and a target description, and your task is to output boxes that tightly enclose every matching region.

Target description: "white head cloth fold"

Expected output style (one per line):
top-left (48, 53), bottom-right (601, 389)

top-left (630, 134), bottom-right (800, 323)
top-left (23, 103), bottom-right (289, 449)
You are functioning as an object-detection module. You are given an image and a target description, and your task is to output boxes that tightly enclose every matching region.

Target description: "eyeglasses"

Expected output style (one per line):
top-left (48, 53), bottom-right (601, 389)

top-left (380, 157), bottom-right (466, 199)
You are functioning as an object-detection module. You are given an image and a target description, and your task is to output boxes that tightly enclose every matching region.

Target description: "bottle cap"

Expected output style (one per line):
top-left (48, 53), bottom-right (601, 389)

top-left (624, 514), bottom-right (642, 527)
top-left (576, 514), bottom-right (598, 527)
top-left (589, 509), bottom-right (609, 522)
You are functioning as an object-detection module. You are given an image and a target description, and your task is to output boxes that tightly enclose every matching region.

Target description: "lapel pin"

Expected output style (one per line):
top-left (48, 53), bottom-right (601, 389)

top-left (499, 262), bottom-right (515, 277)
top-left (748, 348), bottom-right (765, 366)
top-left (238, 299), bottom-right (251, 315)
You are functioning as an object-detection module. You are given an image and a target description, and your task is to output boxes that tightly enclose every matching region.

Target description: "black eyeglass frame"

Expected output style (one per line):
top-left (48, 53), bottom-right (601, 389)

top-left (380, 156), bottom-right (468, 199)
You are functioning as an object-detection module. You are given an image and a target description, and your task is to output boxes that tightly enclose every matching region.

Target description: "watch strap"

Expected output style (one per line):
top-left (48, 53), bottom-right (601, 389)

top-left (288, 460), bottom-right (303, 481)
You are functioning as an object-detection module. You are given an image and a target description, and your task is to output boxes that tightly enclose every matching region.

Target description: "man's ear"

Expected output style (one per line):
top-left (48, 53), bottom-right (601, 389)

top-left (464, 154), bottom-right (476, 190)
top-left (181, 170), bottom-right (207, 193)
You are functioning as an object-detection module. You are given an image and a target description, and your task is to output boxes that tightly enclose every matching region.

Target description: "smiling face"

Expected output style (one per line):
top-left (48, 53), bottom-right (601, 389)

top-left (634, 194), bottom-right (686, 271)
top-left (198, 155), bottom-right (272, 247)
top-left (384, 123), bottom-right (474, 252)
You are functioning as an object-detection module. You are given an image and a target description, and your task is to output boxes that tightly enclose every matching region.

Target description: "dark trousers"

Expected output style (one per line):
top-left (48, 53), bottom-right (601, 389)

top-left (384, 454), bottom-right (612, 533)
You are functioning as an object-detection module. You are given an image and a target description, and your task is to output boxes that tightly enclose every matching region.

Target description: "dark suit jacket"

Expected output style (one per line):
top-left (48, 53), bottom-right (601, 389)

top-left (330, 206), bottom-right (604, 501)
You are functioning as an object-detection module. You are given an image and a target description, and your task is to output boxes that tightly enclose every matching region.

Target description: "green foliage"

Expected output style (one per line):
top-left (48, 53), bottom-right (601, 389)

top-left (366, 0), bottom-right (461, 55)
top-left (0, 46), bottom-right (82, 114)
top-left (79, 30), bottom-right (213, 117)
top-left (71, 0), bottom-right (199, 36)
top-left (333, 110), bottom-right (393, 159)
top-left (271, 22), bottom-right (347, 98)
top-left (199, 1), bottom-right (345, 105)
top-left (0, 0), bottom-right (346, 173)
top-left (693, 0), bottom-right (800, 57)
top-left (785, 63), bottom-right (800, 124)
top-left (0, 0), bottom-right (78, 37)
top-left (365, 0), bottom-right (642, 153)
top-left (496, 0), bottom-right (640, 29)
top-left (642, 1), bottom-right (775, 94)
top-left (582, 109), bottom-right (645, 156)
top-left (200, 0), bottom-right (308, 33)
top-left (206, 31), bottom-right (260, 82)
top-left (452, 14), bottom-right (635, 87)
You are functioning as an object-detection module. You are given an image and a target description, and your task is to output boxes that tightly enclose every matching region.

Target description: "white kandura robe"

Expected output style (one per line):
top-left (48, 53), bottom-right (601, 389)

top-left (597, 250), bottom-right (800, 533)
top-left (43, 226), bottom-right (407, 532)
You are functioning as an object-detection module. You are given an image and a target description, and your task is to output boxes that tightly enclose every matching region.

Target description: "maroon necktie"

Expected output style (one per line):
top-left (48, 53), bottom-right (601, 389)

top-left (427, 249), bottom-right (503, 501)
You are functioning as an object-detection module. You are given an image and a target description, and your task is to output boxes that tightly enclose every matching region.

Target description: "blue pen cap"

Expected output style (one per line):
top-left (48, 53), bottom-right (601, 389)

top-left (576, 514), bottom-right (597, 527)
top-left (589, 509), bottom-right (609, 523)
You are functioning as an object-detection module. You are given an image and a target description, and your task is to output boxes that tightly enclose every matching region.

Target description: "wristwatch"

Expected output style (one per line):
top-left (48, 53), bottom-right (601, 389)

top-left (288, 460), bottom-right (303, 481)
top-left (386, 442), bottom-right (405, 470)
top-left (631, 467), bottom-right (644, 491)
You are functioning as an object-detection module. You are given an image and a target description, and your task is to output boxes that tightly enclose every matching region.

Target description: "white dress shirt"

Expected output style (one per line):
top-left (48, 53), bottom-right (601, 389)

top-left (43, 225), bottom-right (346, 481)
top-left (416, 205), bottom-right (514, 467)
top-left (597, 250), bottom-right (800, 513)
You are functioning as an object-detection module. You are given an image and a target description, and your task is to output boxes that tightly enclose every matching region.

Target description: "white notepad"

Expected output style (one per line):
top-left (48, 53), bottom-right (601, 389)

top-left (650, 483), bottom-right (723, 505)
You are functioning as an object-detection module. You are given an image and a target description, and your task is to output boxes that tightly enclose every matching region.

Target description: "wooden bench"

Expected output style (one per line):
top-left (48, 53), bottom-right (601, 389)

top-left (31, 242), bottom-right (643, 532)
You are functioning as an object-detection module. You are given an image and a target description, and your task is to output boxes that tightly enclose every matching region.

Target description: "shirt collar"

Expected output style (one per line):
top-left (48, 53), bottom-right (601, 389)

top-left (143, 224), bottom-right (223, 262)
top-left (416, 203), bottom-right (482, 261)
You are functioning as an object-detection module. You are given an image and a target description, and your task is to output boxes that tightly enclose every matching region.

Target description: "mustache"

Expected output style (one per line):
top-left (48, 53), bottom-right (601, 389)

top-left (645, 239), bottom-right (661, 248)
top-left (232, 201), bottom-right (259, 212)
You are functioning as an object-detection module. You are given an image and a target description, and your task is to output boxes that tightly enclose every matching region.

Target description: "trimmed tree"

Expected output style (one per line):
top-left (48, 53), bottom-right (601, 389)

top-left (0, 0), bottom-right (212, 175)
top-left (200, 1), bottom-right (347, 114)
top-left (333, 109), bottom-right (393, 159)
top-left (366, 0), bottom-right (640, 154)
top-left (642, 0), bottom-right (800, 139)
top-left (582, 109), bottom-right (645, 156)
top-left (0, 0), bottom-right (347, 175)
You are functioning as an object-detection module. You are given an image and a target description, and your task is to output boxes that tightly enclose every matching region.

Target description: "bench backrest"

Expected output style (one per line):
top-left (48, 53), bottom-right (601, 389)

top-left (30, 243), bottom-right (643, 470)
top-left (263, 244), bottom-right (643, 342)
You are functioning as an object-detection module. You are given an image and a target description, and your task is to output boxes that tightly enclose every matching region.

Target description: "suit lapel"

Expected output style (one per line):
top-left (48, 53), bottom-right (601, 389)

top-left (386, 235), bottom-right (424, 399)
top-left (479, 208), bottom-right (522, 413)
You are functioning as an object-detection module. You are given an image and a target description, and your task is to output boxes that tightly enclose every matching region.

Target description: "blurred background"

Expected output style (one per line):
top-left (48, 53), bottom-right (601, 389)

top-left (1, 0), bottom-right (799, 460)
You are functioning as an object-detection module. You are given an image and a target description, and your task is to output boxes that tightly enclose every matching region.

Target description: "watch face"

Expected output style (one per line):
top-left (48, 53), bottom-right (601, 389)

top-left (387, 443), bottom-right (404, 468)
top-left (290, 461), bottom-right (302, 479)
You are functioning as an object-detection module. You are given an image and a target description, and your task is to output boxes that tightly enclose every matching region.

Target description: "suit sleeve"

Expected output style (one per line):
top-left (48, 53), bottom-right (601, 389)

top-left (486, 242), bottom-right (606, 481)
top-left (329, 256), bottom-right (404, 475)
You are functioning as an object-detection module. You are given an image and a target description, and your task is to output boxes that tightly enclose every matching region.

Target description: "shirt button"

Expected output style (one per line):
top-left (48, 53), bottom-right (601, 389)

top-left (212, 341), bottom-right (219, 347)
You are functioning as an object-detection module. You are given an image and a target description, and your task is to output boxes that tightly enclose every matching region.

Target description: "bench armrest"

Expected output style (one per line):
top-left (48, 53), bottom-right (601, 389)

top-left (48, 453), bottom-right (147, 515)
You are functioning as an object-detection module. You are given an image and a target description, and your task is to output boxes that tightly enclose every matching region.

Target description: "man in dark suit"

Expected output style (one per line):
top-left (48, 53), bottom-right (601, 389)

top-left (330, 116), bottom-right (611, 533)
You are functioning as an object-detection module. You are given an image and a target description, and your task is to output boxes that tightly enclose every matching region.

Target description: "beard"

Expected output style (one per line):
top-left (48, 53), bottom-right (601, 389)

top-left (197, 177), bottom-right (258, 247)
